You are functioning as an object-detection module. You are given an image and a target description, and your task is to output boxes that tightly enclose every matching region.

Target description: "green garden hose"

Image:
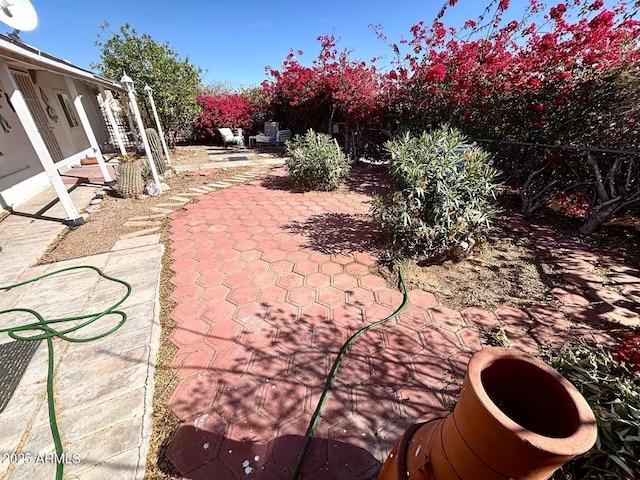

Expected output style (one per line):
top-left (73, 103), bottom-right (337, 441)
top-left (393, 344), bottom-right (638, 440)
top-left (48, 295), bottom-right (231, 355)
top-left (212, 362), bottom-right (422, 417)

top-left (0, 265), bottom-right (131, 480)
top-left (290, 266), bottom-right (409, 479)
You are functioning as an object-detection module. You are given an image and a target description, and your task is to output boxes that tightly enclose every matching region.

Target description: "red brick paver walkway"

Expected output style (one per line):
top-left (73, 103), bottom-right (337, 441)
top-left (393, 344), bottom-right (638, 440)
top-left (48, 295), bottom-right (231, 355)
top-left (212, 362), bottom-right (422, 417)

top-left (164, 167), bottom-right (639, 479)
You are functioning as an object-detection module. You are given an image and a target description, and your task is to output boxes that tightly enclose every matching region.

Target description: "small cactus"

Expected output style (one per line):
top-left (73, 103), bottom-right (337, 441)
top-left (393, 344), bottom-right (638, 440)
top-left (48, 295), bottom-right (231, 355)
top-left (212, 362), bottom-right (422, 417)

top-left (115, 155), bottom-right (144, 198)
top-left (145, 128), bottom-right (167, 176)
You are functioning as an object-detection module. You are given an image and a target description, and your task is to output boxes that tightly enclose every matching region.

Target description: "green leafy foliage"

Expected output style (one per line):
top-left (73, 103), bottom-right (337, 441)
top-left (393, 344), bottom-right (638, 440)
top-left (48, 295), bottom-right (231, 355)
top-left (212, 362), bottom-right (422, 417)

top-left (371, 125), bottom-right (502, 260)
top-left (92, 23), bottom-right (202, 143)
top-left (285, 130), bottom-right (351, 191)
top-left (546, 343), bottom-right (640, 480)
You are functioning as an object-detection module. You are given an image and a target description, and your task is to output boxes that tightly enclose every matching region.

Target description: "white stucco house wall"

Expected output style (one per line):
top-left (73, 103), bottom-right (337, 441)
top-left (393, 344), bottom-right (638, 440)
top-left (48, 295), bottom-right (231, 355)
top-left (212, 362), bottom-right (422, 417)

top-left (0, 32), bottom-right (129, 225)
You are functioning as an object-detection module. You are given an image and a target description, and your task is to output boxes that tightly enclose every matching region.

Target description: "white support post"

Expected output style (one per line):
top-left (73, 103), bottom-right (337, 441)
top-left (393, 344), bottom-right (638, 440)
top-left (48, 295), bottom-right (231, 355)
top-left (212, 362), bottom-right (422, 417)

top-left (0, 60), bottom-right (84, 225)
top-left (144, 84), bottom-right (171, 164)
top-left (64, 77), bottom-right (114, 184)
top-left (120, 73), bottom-right (161, 192)
top-left (98, 85), bottom-right (127, 156)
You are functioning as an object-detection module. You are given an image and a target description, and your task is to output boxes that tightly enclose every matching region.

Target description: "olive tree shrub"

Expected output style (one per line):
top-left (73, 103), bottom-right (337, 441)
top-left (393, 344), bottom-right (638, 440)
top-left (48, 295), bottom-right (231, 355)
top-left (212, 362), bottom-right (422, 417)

top-left (371, 125), bottom-right (502, 260)
top-left (285, 129), bottom-right (351, 191)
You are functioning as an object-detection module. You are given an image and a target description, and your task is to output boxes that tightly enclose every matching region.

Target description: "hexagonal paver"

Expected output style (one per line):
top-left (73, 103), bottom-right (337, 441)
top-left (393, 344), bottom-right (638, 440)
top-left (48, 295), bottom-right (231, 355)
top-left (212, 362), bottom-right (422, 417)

top-left (165, 412), bottom-right (227, 474)
top-left (204, 319), bottom-right (243, 349)
top-left (430, 306), bottom-right (466, 332)
top-left (167, 372), bottom-right (219, 421)
top-left (313, 322), bottom-right (347, 352)
top-left (461, 307), bottom-right (498, 329)
top-left (270, 260), bottom-right (295, 274)
top-left (220, 260), bottom-right (246, 275)
top-left (210, 343), bottom-right (252, 377)
top-left (317, 286), bottom-right (344, 307)
top-left (384, 325), bottom-right (422, 358)
top-left (527, 306), bottom-right (572, 329)
top-left (286, 251), bottom-right (309, 263)
top-left (287, 285), bottom-right (316, 306)
top-left (217, 375), bottom-right (264, 418)
top-left (332, 273), bottom-right (358, 290)
top-left (196, 269), bottom-right (226, 287)
top-left (171, 270), bottom-right (200, 287)
top-left (261, 249), bottom-right (287, 263)
top-left (346, 287), bottom-right (376, 307)
top-left (494, 306), bottom-right (532, 330)
top-left (170, 300), bottom-right (207, 323)
top-left (277, 323), bottom-right (313, 352)
top-left (170, 318), bottom-right (211, 347)
top-left (265, 302), bottom-right (299, 328)
top-left (332, 304), bottom-right (363, 330)
top-left (408, 289), bottom-right (438, 309)
top-left (171, 343), bottom-right (215, 379)
top-left (456, 327), bottom-right (483, 352)
top-left (419, 327), bottom-right (460, 359)
top-left (171, 284), bottom-right (203, 303)
top-left (358, 274), bottom-right (386, 291)
top-left (370, 350), bottom-right (414, 384)
top-left (170, 257), bottom-right (199, 273)
top-left (290, 350), bottom-right (330, 386)
top-left (228, 285), bottom-right (260, 305)
top-left (202, 301), bottom-right (238, 327)
top-left (195, 258), bottom-right (223, 273)
top-left (248, 348), bottom-right (291, 380)
top-left (277, 273), bottom-right (304, 289)
top-left (375, 289), bottom-right (404, 307)
top-left (214, 249), bottom-right (238, 262)
top-left (250, 271), bottom-right (277, 289)
top-left (223, 271), bottom-right (253, 288)
top-left (305, 272), bottom-right (331, 289)
top-left (259, 285), bottom-right (288, 305)
top-left (201, 284), bottom-right (231, 303)
top-left (260, 379), bottom-right (306, 421)
top-left (271, 425), bottom-right (328, 475)
top-left (320, 262), bottom-right (343, 276)
top-left (238, 249), bottom-right (262, 262)
top-left (395, 381), bottom-right (449, 421)
top-left (235, 302), bottom-right (268, 324)
top-left (331, 254), bottom-right (353, 265)
top-left (410, 354), bottom-right (450, 390)
top-left (294, 260), bottom-right (319, 276)
top-left (241, 319), bottom-right (276, 349)
top-left (300, 304), bottom-right (329, 323)
top-left (233, 239), bottom-right (258, 252)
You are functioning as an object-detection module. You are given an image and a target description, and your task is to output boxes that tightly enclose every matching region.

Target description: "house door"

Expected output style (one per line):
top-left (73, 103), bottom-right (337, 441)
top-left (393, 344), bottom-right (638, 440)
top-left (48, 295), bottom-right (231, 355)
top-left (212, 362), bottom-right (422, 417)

top-left (12, 72), bottom-right (64, 164)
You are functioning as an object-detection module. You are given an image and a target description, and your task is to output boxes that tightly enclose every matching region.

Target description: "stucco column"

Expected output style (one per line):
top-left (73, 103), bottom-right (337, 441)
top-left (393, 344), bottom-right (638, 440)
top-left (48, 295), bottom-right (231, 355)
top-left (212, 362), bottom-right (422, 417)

top-left (64, 77), bottom-right (113, 184)
top-left (0, 59), bottom-right (84, 225)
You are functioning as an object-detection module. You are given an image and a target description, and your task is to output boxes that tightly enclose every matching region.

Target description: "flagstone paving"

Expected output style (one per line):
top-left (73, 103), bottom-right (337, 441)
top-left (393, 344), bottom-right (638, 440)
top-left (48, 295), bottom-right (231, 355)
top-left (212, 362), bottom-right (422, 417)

top-left (164, 166), bottom-right (639, 479)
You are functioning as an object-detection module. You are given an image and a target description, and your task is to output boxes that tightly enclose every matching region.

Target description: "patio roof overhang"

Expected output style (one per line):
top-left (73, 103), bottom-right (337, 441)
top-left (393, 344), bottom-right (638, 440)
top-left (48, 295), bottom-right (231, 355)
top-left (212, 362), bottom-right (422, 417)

top-left (0, 33), bottom-right (124, 93)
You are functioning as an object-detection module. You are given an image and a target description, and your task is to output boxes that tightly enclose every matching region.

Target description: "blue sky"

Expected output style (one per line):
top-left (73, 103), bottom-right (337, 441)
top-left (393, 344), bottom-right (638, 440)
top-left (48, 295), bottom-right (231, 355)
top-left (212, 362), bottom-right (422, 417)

top-left (6, 0), bottom-right (624, 88)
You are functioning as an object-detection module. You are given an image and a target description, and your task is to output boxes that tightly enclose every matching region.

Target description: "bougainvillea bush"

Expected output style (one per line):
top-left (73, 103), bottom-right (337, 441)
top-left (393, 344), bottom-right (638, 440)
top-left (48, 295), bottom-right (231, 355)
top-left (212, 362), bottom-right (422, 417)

top-left (262, 0), bottom-right (640, 234)
top-left (371, 125), bottom-right (502, 260)
top-left (193, 93), bottom-right (256, 144)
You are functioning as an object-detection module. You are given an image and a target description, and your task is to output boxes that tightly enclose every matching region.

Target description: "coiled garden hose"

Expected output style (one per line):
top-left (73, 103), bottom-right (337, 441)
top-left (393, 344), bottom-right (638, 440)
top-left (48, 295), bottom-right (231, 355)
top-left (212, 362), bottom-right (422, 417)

top-left (290, 266), bottom-right (409, 480)
top-left (0, 265), bottom-right (131, 480)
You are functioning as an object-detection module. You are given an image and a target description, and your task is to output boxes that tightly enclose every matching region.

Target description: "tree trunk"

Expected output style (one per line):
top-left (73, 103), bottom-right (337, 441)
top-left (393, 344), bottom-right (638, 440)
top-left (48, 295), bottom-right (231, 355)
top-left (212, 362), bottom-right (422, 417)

top-left (578, 202), bottom-right (620, 235)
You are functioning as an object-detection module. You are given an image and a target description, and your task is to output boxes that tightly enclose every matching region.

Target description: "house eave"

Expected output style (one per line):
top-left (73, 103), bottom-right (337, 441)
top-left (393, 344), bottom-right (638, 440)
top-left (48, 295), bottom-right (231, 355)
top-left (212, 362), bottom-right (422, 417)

top-left (0, 33), bottom-right (125, 92)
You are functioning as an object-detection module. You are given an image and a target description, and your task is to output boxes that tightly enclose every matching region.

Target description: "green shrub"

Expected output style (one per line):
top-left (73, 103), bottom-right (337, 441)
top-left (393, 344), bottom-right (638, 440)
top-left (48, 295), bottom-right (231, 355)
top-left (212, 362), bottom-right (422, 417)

top-left (285, 129), bottom-right (351, 191)
top-left (546, 343), bottom-right (640, 479)
top-left (371, 125), bottom-right (502, 260)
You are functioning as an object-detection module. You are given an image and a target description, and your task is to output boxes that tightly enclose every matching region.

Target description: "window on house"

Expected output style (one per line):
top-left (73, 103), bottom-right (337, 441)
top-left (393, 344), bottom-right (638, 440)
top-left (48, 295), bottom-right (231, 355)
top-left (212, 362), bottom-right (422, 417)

top-left (56, 92), bottom-right (79, 127)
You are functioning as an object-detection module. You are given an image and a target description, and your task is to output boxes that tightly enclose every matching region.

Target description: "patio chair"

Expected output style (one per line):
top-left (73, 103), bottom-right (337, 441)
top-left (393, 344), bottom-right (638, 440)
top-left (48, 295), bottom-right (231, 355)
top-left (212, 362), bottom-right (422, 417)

top-left (255, 122), bottom-right (291, 146)
top-left (218, 128), bottom-right (244, 147)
